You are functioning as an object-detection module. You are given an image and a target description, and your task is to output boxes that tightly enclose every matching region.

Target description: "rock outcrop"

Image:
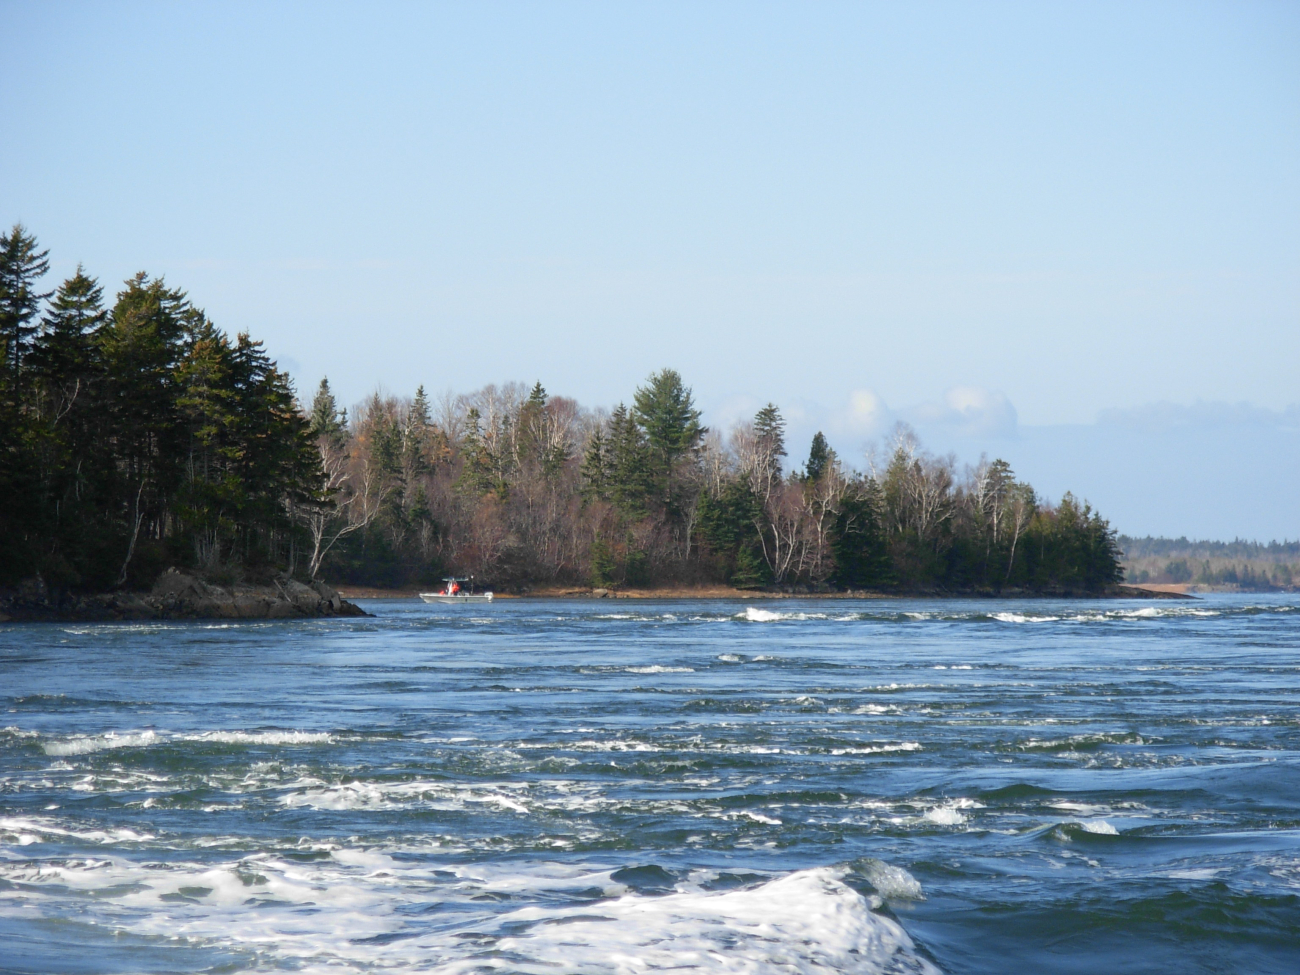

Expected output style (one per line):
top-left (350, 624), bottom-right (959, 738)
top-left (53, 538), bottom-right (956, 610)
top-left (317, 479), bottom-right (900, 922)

top-left (0, 569), bottom-right (368, 622)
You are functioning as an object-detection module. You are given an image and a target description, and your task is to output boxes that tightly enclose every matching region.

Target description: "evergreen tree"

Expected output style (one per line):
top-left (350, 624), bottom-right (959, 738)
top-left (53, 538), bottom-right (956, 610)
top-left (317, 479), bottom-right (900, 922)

top-left (830, 479), bottom-right (894, 589)
top-left (309, 378), bottom-right (348, 446)
top-left (607, 403), bottom-right (654, 512)
top-left (580, 428), bottom-right (610, 500)
top-left (753, 403), bottom-right (786, 469)
top-left (410, 384), bottom-right (432, 429)
top-left (0, 224), bottom-right (51, 381)
top-left (804, 432), bottom-right (833, 482)
top-left (632, 368), bottom-right (704, 504)
top-left (697, 478), bottom-right (767, 587)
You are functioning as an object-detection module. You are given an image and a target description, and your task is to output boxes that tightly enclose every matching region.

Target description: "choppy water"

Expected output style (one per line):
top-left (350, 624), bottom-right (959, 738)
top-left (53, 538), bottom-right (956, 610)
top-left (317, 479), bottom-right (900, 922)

top-left (2, 595), bottom-right (1298, 974)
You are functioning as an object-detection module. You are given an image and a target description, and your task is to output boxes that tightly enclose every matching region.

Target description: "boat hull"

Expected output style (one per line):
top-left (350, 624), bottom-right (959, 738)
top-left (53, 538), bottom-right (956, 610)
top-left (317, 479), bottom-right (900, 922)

top-left (419, 593), bottom-right (494, 604)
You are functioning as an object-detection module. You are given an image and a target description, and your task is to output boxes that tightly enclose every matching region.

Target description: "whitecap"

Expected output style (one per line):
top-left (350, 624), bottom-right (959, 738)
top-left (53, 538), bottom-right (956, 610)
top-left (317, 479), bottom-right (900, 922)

top-left (921, 798), bottom-right (982, 826)
top-left (1077, 819), bottom-right (1119, 835)
top-left (181, 731), bottom-right (333, 745)
top-left (831, 742), bottom-right (922, 756)
top-left (624, 665), bottom-right (694, 674)
top-left (41, 730), bottom-right (158, 756)
top-left (486, 867), bottom-right (940, 974)
top-left (856, 858), bottom-right (925, 900)
top-left (0, 849), bottom-right (941, 974)
top-left (923, 805), bottom-right (967, 825)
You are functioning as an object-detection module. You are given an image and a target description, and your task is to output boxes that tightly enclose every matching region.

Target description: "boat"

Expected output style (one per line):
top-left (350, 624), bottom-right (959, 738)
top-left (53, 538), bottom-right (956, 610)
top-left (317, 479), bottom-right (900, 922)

top-left (420, 577), bottom-right (494, 604)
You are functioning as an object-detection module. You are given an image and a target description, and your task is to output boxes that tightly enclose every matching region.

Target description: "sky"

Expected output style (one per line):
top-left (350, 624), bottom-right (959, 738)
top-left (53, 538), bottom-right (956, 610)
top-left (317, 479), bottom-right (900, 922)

top-left (2, 1), bottom-right (1297, 540)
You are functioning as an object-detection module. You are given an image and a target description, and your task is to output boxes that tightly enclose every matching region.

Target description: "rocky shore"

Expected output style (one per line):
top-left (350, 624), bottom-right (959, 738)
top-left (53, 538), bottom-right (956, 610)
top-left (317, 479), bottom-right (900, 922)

top-left (0, 569), bottom-right (368, 623)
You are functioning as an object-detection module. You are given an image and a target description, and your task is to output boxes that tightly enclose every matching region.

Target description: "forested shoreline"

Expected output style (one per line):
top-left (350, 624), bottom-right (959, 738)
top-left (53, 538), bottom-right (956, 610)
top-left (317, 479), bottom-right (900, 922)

top-left (1120, 536), bottom-right (1298, 591)
top-left (1, 226), bottom-right (1125, 599)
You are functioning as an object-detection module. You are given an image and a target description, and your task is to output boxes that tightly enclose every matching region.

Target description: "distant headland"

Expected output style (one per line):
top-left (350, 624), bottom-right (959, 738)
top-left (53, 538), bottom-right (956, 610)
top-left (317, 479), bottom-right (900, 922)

top-left (0, 224), bottom-right (1205, 615)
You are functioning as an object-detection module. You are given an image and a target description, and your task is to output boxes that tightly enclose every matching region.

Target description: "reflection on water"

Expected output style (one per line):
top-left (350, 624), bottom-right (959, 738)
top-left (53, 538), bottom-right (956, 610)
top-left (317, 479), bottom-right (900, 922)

top-left (1, 595), bottom-right (1298, 973)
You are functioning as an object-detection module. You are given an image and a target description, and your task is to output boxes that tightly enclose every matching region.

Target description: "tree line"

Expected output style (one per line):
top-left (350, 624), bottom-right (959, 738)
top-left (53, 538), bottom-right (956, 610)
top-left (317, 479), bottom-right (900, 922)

top-left (1120, 537), bottom-right (1297, 590)
top-left (0, 226), bottom-right (320, 591)
top-left (2, 225), bottom-right (1123, 595)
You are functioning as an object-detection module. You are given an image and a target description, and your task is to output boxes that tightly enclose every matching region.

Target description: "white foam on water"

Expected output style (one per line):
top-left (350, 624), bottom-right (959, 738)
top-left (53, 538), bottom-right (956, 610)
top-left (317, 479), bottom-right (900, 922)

top-left (1077, 819), bottom-right (1119, 835)
top-left (716, 653), bottom-right (744, 662)
top-left (921, 798), bottom-right (983, 827)
top-left (0, 850), bottom-right (940, 975)
top-left (38, 729), bottom-right (335, 756)
top-left (726, 810), bottom-right (784, 825)
top-left (181, 731), bottom-right (334, 745)
top-left (857, 859), bottom-right (925, 901)
top-left (468, 866), bottom-right (941, 975)
top-left (831, 742), bottom-right (923, 756)
top-left (991, 613), bottom-right (1060, 624)
top-left (922, 806), bottom-right (966, 825)
top-left (0, 815), bottom-right (155, 845)
top-left (624, 665), bottom-right (694, 674)
top-left (277, 779), bottom-right (538, 814)
top-left (740, 607), bottom-right (832, 623)
top-left (41, 730), bottom-right (159, 756)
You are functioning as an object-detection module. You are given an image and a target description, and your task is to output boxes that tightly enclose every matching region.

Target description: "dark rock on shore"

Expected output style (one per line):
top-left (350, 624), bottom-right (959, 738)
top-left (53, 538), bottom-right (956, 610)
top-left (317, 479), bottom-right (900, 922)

top-left (0, 569), bottom-right (369, 623)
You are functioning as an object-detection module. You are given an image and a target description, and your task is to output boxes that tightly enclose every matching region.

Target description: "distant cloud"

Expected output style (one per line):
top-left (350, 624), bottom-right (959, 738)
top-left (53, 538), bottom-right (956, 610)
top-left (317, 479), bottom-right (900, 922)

top-left (906, 386), bottom-right (1019, 439)
top-left (842, 389), bottom-right (891, 434)
top-left (1097, 400), bottom-right (1300, 433)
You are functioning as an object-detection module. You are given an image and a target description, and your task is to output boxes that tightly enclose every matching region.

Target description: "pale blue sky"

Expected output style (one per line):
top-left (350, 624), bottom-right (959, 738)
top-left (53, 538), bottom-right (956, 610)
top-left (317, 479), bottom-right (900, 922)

top-left (3, 1), bottom-right (1297, 538)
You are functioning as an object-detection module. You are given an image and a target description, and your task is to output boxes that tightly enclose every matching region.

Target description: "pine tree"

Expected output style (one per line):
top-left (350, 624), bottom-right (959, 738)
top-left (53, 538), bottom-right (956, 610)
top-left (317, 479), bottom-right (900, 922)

top-left (631, 368), bottom-right (705, 506)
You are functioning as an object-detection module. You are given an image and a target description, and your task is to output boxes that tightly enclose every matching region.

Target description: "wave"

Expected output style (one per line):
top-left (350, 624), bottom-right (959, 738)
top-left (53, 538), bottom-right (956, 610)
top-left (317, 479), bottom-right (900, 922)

top-left (41, 730), bottom-right (160, 756)
top-left (741, 607), bottom-right (829, 622)
top-left (853, 858), bottom-right (926, 901)
top-left (0, 815), bottom-right (155, 845)
top-left (39, 728), bottom-right (334, 756)
top-left (830, 742), bottom-right (923, 756)
top-left (0, 848), bottom-right (939, 974)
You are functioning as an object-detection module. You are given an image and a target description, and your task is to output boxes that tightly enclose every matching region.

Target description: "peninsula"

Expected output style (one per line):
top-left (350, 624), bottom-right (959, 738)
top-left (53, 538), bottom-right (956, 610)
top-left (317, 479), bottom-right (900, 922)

top-left (2, 225), bottom-right (1128, 614)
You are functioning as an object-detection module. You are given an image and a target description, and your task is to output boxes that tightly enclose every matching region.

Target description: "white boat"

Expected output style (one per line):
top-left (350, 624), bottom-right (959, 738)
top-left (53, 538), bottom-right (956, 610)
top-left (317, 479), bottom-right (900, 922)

top-left (420, 577), bottom-right (493, 604)
top-left (420, 592), bottom-right (494, 604)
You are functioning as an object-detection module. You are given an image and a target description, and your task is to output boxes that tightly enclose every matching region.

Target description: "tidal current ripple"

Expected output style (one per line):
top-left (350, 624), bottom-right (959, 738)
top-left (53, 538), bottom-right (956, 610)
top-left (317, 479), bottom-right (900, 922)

top-left (1, 595), bottom-right (1298, 973)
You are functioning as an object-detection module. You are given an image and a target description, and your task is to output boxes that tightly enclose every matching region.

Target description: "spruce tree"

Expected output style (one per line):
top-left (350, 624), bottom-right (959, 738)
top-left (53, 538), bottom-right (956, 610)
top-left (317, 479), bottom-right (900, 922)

top-left (804, 432), bottom-right (833, 482)
top-left (580, 429), bottom-right (610, 500)
top-left (0, 224), bottom-right (51, 380)
top-left (30, 267), bottom-right (106, 422)
top-left (607, 403), bottom-right (653, 511)
top-left (830, 479), bottom-right (894, 589)
top-left (309, 378), bottom-right (348, 446)
top-left (754, 404), bottom-right (786, 466)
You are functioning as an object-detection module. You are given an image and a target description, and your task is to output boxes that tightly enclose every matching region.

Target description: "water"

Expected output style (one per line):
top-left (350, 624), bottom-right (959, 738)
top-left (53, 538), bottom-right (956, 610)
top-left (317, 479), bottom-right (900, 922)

top-left (2, 595), bottom-right (1298, 974)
